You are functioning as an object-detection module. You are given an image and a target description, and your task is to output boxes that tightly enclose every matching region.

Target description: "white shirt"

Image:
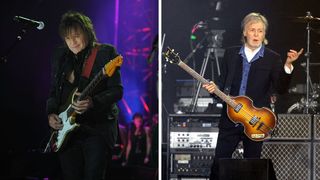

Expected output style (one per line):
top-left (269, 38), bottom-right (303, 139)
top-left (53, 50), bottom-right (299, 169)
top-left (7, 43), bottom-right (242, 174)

top-left (244, 46), bottom-right (262, 63)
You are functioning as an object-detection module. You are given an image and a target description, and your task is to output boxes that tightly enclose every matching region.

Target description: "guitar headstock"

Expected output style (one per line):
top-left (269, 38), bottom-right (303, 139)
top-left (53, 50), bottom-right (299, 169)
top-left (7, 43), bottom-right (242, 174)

top-left (162, 47), bottom-right (182, 64)
top-left (104, 55), bottom-right (123, 77)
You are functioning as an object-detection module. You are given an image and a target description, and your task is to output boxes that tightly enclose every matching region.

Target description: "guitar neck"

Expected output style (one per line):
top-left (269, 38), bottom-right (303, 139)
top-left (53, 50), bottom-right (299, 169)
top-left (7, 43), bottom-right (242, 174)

top-left (65, 69), bottom-right (104, 117)
top-left (177, 61), bottom-right (237, 108)
top-left (78, 69), bottom-right (104, 101)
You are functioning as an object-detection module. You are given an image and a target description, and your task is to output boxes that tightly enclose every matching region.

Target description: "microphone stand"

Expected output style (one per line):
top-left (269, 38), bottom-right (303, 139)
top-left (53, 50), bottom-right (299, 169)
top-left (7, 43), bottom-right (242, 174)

top-left (1, 27), bottom-right (28, 64)
top-left (304, 11), bottom-right (312, 114)
top-left (190, 43), bottom-right (213, 113)
top-left (183, 32), bottom-right (210, 64)
top-left (182, 32), bottom-right (211, 113)
top-left (189, 31), bottom-right (222, 113)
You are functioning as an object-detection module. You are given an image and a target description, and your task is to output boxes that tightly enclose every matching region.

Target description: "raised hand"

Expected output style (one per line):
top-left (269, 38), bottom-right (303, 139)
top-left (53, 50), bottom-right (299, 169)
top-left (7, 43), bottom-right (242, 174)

top-left (285, 48), bottom-right (304, 67)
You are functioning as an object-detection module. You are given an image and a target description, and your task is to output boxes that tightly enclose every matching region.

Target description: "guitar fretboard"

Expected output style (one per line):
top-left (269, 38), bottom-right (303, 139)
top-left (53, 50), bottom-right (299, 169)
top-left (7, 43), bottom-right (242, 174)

top-left (78, 70), bottom-right (104, 100)
top-left (178, 61), bottom-right (237, 108)
top-left (66, 69), bottom-right (105, 117)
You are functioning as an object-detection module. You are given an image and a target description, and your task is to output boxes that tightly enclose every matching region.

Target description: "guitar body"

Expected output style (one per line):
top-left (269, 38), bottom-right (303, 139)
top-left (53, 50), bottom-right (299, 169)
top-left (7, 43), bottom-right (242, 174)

top-left (226, 96), bottom-right (277, 141)
top-left (52, 89), bottom-right (80, 152)
top-left (54, 106), bottom-right (80, 152)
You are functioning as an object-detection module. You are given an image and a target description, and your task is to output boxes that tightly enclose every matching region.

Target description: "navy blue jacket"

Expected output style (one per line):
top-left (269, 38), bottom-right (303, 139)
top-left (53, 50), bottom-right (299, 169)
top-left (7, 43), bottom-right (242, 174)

top-left (217, 46), bottom-right (292, 128)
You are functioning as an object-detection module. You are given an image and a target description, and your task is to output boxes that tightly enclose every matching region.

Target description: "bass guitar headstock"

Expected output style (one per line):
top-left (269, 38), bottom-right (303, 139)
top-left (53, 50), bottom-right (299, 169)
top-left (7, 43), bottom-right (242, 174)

top-left (162, 47), bottom-right (182, 64)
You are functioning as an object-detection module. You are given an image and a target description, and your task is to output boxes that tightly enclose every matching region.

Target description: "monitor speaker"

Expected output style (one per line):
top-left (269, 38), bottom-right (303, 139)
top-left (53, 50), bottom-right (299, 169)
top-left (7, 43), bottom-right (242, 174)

top-left (219, 158), bottom-right (276, 180)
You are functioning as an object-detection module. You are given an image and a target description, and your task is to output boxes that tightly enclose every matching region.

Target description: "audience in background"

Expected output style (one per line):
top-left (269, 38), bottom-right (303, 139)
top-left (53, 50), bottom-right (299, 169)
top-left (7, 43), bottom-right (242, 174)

top-left (123, 113), bottom-right (152, 166)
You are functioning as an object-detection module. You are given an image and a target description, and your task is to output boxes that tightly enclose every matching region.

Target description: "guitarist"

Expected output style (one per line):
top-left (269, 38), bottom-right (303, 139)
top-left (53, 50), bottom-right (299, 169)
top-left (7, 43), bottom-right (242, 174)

top-left (202, 12), bottom-right (303, 180)
top-left (46, 11), bottom-right (123, 180)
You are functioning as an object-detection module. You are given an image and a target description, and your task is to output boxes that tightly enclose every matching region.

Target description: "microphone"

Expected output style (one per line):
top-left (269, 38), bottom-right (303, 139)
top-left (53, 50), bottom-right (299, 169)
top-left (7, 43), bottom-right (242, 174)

top-left (13, 16), bottom-right (45, 30)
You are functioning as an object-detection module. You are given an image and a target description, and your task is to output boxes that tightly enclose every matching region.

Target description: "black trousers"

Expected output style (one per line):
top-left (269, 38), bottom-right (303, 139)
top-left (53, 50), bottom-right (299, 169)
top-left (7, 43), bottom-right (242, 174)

top-left (210, 125), bottom-right (263, 180)
top-left (58, 132), bottom-right (111, 180)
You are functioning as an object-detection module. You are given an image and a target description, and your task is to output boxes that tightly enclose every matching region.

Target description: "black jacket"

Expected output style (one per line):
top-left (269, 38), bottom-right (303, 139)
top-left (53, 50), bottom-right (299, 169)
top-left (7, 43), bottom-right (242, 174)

top-left (217, 46), bottom-right (292, 128)
top-left (46, 44), bottom-right (123, 149)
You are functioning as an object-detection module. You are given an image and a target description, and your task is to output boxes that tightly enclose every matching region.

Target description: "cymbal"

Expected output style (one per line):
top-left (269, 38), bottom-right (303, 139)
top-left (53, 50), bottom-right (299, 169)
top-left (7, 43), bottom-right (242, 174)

top-left (300, 62), bottom-right (320, 67)
top-left (310, 63), bottom-right (320, 66)
top-left (292, 15), bottom-right (320, 23)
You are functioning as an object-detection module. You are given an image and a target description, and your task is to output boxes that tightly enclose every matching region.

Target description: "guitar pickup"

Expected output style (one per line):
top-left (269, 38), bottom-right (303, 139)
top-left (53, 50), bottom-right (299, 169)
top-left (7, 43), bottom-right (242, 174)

top-left (234, 103), bottom-right (243, 112)
top-left (249, 116), bottom-right (259, 126)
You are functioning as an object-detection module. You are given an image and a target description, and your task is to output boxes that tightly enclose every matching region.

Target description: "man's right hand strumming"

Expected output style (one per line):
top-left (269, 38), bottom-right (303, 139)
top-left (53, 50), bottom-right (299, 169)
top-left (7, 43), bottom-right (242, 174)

top-left (48, 114), bottom-right (63, 130)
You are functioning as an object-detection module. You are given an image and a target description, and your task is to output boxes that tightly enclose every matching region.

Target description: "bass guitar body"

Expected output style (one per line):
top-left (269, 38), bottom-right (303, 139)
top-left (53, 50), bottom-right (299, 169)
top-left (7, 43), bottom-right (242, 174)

top-left (227, 96), bottom-right (276, 141)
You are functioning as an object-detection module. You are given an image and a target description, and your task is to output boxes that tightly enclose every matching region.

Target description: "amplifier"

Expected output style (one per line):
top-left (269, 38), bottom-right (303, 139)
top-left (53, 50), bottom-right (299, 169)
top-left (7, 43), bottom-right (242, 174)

top-left (270, 114), bottom-right (312, 140)
top-left (167, 114), bottom-right (220, 180)
top-left (170, 131), bottom-right (218, 149)
top-left (177, 98), bottom-right (214, 107)
top-left (169, 151), bottom-right (214, 178)
top-left (169, 114), bottom-right (220, 150)
top-left (175, 98), bottom-right (220, 113)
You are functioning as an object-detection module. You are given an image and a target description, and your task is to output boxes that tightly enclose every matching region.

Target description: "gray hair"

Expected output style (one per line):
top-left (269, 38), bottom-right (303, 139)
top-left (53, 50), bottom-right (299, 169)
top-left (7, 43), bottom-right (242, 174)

top-left (241, 12), bottom-right (268, 45)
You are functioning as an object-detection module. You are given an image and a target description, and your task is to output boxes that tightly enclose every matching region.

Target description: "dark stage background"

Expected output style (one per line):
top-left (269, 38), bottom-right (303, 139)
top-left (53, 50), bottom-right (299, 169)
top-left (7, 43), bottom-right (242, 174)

top-left (162, 1), bottom-right (320, 179)
top-left (162, 0), bottom-right (320, 117)
top-left (0, 0), bottom-right (158, 179)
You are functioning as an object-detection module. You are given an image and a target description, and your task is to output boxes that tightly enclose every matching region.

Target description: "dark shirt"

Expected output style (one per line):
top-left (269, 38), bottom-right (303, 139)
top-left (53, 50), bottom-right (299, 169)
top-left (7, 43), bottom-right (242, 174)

top-left (128, 125), bottom-right (148, 166)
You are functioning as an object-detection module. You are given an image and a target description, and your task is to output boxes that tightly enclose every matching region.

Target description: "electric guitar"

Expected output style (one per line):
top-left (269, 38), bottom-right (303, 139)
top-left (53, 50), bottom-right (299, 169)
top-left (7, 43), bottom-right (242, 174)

top-left (163, 47), bottom-right (276, 141)
top-left (51, 55), bottom-right (123, 152)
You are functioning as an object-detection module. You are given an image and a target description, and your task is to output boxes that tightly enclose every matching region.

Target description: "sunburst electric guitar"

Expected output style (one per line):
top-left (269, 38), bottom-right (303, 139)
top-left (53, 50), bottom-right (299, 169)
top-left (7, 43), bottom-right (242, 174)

top-left (51, 55), bottom-right (123, 152)
top-left (163, 47), bottom-right (276, 141)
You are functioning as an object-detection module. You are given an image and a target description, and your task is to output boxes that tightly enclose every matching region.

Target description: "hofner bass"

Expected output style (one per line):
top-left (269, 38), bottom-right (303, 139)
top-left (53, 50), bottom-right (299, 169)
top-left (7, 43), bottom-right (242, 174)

top-left (163, 47), bottom-right (276, 141)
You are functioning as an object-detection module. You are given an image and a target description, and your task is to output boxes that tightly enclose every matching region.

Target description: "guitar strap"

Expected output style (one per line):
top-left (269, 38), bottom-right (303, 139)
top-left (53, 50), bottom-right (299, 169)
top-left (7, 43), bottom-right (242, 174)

top-left (81, 45), bottom-right (100, 79)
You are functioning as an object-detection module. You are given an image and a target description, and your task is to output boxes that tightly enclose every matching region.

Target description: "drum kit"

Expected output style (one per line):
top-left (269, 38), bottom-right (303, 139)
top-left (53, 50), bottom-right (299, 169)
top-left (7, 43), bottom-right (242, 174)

top-left (287, 11), bottom-right (320, 114)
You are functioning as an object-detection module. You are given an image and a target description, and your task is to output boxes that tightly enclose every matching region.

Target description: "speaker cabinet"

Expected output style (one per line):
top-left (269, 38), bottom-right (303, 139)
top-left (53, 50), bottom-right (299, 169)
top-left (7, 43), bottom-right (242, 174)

top-left (231, 142), bottom-right (311, 180)
top-left (219, 159), bottom-right (276, 180)
top-left (313, 143), bottom-right (320, 180)
top-left (262, 142), bottom-right (311, 180)
top-left (271, 114), bottom-right (312, 140)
